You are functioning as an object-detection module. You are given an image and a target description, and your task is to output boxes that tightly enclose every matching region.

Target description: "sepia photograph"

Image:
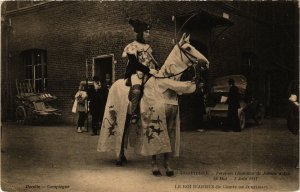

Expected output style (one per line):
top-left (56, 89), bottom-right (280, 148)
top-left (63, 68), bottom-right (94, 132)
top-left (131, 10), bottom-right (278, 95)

top-left (1, 1), bottom-right (299, 191)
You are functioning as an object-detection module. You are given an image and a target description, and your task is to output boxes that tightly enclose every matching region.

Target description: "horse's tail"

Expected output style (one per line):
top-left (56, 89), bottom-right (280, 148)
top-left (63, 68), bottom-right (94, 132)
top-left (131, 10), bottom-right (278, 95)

top-left (109, 79), bottom-right (129, 93)
top-left (104, 79), bottom-right (130, 112)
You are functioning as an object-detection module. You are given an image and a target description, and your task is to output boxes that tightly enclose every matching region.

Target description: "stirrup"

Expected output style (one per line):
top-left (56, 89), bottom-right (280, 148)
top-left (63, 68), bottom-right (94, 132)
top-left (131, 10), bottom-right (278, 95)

top-left (130, 115), bottom-right (139, 124)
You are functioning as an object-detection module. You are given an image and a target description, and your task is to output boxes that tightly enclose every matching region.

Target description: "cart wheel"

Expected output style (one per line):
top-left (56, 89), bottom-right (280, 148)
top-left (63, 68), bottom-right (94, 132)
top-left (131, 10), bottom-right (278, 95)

top-left (16, 106), bottom-right (27, 124)
top-left (239, 110), bottom-right (246, 129)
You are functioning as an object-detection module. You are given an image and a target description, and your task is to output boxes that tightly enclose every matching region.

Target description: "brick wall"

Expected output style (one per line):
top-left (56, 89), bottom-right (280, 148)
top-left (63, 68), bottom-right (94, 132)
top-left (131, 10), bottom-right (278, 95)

top-left (2, 1), bottom-right (298, 125)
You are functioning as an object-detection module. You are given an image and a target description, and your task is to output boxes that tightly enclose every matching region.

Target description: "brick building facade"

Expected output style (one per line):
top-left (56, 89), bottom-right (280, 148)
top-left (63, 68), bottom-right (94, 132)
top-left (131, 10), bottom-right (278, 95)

top-left (1, 1), bottom-right (298, 125)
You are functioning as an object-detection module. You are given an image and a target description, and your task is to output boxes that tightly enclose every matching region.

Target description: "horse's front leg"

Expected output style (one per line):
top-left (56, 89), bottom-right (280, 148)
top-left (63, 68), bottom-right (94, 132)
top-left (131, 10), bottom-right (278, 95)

top-left (151, 155), bottom-right (162, 176)
top-left (163, 153), bottom-right (175, 177)
top-left (116, 138), bottom-right (127, 166)
top-left (116, 140), bottom-right (127, 166)
top-left (116, 115), bottom-right (130, 166)
top-left (163, 104), bottom-right (177, 177)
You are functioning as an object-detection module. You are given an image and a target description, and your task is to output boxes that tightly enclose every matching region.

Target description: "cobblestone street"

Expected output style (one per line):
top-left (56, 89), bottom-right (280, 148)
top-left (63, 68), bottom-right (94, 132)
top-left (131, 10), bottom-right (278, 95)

top-left (1, 118), bottom-right (299, 192)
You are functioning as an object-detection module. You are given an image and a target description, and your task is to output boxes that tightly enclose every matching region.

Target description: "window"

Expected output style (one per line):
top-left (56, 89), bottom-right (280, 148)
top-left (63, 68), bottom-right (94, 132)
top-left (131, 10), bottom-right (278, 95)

top-left (22, 49), bottom-right (47, 92)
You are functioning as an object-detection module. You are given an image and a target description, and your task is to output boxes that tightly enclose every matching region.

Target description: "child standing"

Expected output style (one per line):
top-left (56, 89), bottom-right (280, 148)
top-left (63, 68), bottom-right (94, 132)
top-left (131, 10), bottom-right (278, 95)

top-left (72, 83), bottom-right (88, 133)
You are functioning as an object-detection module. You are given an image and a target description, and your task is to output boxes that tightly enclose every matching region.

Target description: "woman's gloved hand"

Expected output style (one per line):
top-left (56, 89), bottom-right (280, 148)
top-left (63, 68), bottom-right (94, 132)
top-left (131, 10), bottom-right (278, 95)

top-left (149, 69), bottom-right (158, 75)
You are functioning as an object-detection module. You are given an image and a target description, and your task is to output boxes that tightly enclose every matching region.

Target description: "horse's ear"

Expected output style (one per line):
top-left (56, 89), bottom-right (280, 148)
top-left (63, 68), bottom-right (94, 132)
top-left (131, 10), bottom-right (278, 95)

top-left (179, 33), bottom-right (186, 45)
top-left (185, 34), bottom-right (190, 43)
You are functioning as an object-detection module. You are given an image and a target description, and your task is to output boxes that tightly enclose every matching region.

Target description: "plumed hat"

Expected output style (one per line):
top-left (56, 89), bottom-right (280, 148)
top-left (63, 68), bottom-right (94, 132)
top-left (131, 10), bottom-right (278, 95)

top-left (129, 18), bottom-right (151, 33)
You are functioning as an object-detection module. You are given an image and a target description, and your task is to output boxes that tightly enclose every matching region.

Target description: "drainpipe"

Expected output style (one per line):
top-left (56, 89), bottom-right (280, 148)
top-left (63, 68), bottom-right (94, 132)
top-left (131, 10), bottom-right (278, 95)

top-left (3, 16), bottom-right (13, 121)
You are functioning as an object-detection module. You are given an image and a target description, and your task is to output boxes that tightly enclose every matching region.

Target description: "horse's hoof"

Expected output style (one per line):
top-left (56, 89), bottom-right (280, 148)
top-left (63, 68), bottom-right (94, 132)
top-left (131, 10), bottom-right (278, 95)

top-left (116, 160), bottom-right (123, 167)
top-left (166, 170), bottom-right (175, 177)
top-left (152, 170), bottom-right (162, 176)
top-left (121, 156), bottom-right (127, 163)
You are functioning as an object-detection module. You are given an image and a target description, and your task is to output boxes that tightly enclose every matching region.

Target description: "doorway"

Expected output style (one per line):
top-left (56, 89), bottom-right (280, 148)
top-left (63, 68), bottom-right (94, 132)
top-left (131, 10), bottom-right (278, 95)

top-left (93, 55), bottom-right (114, 83)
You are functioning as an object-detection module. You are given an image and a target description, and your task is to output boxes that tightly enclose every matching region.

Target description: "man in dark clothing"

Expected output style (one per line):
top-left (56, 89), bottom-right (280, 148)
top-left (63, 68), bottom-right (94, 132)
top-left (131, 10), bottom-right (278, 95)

top-left (194, 80), bottom-right (206, 132)
top-left (103, 73), bottom-right (112, 90)
top-left (88, 76), bottom-right (104, 136)
top-left (225, 78), bottom-right (241, 132)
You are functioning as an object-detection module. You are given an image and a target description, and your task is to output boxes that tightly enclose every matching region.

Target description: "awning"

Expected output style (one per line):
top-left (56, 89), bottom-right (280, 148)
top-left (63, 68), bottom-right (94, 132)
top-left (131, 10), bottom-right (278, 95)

top-left (176, 10), bottom-right (234, 28)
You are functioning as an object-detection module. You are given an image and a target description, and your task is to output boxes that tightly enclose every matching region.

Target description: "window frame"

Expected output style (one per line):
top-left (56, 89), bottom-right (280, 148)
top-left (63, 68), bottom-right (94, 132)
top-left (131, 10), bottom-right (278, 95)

top-left (22, 49), bottom-right (47, 93)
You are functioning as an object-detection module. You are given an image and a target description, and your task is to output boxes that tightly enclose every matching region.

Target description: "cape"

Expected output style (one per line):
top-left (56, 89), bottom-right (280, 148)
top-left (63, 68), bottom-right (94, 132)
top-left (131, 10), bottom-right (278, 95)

top-left (97, 79), bottom-right (130, 157)
top-left (96, 77), bottom-right (188, 157)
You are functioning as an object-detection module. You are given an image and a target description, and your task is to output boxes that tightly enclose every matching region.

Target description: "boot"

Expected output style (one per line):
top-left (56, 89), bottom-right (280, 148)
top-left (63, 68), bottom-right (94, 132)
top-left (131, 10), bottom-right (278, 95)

top-left (128, 84), bottom-right (142, 124)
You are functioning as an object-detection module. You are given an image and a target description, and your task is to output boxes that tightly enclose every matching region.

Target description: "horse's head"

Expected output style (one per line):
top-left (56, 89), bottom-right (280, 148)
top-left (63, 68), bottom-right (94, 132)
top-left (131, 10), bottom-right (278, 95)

top-left (160, 33), bottom-right (209, 80)
top-left (176, 33), bottom-right (209, 70)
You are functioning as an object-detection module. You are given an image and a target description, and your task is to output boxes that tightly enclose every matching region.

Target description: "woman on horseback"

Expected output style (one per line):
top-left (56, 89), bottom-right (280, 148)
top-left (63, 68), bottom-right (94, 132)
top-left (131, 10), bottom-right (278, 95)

top-left (122, 18), bottom-right (158, 124)
top-left (98, 32), bottom-right (209, 175)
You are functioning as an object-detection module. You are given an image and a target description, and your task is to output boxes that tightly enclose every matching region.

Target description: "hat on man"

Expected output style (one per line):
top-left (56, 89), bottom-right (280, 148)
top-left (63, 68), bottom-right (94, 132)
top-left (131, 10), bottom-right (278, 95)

top-left (228, 78), bottom-right (235, 85)
top-left (129, 18), bottom-right (151, 33)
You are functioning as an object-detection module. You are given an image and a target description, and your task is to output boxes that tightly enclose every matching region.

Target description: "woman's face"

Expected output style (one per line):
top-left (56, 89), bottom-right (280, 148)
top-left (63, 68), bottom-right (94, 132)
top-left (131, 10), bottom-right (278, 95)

top-left (143, 30), bottom-right (150, 41)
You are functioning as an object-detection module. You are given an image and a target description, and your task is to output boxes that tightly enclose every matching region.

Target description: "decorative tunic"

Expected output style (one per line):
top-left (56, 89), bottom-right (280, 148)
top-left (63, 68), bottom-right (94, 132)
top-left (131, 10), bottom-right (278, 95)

top-left (122, 41), bottom-right (156, 79)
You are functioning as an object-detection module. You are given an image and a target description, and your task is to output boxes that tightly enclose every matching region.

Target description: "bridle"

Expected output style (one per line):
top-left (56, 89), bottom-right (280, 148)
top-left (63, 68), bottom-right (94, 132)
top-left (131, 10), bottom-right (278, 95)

top-left (177, 43), bottom-right (200, 68)
top-left (152, 42), bottom-right (199, 79)
top-left (150, 13), bottom-right (206, 80)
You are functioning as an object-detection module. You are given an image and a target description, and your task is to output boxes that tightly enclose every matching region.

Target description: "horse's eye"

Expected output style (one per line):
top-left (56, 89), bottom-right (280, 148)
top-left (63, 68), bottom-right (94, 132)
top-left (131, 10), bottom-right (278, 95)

top-left (185, 46), bottom-right (191, 52)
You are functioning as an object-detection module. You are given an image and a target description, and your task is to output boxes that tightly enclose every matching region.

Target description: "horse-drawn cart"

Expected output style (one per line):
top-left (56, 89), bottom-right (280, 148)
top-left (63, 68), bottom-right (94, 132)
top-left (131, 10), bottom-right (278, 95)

top-left (15, 80), bottom-right (61, 124)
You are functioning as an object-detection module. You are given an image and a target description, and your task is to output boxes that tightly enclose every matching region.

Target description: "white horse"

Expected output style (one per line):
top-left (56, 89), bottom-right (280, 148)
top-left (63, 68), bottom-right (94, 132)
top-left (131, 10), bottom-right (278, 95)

top-left (97, 33), bottom-right (209, 176)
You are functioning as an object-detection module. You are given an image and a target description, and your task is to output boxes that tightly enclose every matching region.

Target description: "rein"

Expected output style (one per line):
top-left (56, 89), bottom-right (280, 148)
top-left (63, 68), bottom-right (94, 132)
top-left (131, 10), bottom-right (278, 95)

top-left (149, 14), bottom-right (202, 80)
top-left (151, 43), bottom-right (198, 79)
top-left (152, 65), bottom-right (191, 79)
